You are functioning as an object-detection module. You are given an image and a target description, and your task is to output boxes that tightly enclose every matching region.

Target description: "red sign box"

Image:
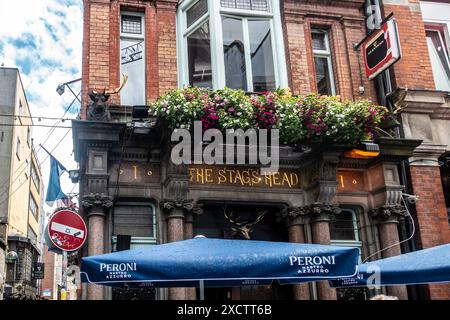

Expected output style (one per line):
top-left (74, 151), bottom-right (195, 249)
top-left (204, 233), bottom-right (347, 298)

top-left (362, 18), bottom-right (401, 80)
top-left (47, 209), bottom-right (87, 252)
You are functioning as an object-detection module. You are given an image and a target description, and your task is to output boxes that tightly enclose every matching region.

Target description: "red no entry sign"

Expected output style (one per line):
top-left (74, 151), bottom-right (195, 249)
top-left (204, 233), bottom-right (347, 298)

top-left (47, 209), bottom-right (87, 252)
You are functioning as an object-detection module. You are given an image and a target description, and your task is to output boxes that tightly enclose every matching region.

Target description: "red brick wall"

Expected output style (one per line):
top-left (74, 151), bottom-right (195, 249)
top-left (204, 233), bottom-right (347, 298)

top-left (155, 1), bottom-right (178, 96)
top-left (41, 245), bottom-right (55, 299)
top-left (81, 0), bottom-right (178, 118)
top-left (282, 0), bottom-right (377, 100)
top-left (410, 165), bottom-right (450, 299)
top-left (383, 0), bottom-right (435, 90)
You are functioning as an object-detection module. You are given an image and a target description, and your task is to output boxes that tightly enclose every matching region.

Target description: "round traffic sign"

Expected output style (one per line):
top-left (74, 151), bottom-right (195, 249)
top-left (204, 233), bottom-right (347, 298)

top-left (47, 209), bottom-right (87, 252)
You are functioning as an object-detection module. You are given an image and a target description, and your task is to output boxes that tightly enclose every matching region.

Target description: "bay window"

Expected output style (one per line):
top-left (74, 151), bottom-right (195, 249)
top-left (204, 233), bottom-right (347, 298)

top-left (177, 0), bottom-right (288, 92)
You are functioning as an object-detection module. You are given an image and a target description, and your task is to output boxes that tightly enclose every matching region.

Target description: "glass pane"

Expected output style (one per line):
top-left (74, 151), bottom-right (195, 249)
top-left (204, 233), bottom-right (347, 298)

top-left (312, 32), bottom-right (327, 51)
top-left (120, 39), bottom-right (145, 105)
top-left (330, 210), bottom-right (357, 241)
top-left (248, 20), bottom-right (275, 92)
top-left (221, 0), bottom-right (269, 12)
top-left (222, 17), bottom-right (247, 90)
top-left (114, 205), bottom-right (155, 238)
top-left (121, 15), bottom-right (142, 34)
top-left (314, 56), bottom-right (333, 95)
top-left (187, 22), bottom-right (212, 88)
top-left (426, 31), bottom-right (450, 91)
top-left (187, 0), bottom-right (208, 28)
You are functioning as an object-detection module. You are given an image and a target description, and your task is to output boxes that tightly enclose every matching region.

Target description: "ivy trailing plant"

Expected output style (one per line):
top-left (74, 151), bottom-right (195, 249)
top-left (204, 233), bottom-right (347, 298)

top-left (149, 87), bottom-right (388, 147)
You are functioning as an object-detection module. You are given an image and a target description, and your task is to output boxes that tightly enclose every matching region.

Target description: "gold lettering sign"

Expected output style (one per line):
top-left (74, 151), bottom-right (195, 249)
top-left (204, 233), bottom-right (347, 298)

top-left (110, 162), bottom-right (161, 183)
top-left (188, 165), bottom-right (301, 189)
top-left (337, 170), bottom-right (366, 192)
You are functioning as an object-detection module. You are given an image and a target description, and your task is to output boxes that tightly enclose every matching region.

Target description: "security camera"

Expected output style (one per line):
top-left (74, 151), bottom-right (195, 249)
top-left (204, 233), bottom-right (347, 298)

top-left (402, 193), bottom-right (419, 204)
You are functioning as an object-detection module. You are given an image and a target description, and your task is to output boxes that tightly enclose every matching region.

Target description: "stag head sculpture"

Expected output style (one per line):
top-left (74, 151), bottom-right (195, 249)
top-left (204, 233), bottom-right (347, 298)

top-left (223, 207), bottom-right (267, 240)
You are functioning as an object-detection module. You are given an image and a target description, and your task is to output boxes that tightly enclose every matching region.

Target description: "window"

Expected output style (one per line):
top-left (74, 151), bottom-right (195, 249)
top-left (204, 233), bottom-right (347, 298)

top-left (177, 0), bottom-right (287, 92)
top-left (330, 209), bottom-right (359, 242)
top-left (18, 100), bottom-right (23, 116)
top-left (425, 25), bottom-right (450, 91)
top-left (25, 159), bottom-right (29, 178)
top-left (113, 202), bottom-right (156, 239)
top-left (31, 162), bottom-right (40, 190)
top-left (120, 12), bottom-right (145, 106)
top-left (16, 137), bottom-right (20, 160)
top-left (28, 225), bottom-right (37, 245)
top-left (27, 127), bottom-right (31, 147)
top-left (311, 29), bottom-right (336, 95)
top-left (29, 194), bottom-right (38, 219)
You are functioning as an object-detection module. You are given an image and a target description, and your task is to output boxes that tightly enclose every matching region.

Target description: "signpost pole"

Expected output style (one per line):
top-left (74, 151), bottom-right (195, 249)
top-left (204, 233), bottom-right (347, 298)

top-left (199, 280), bottom-right (205, 300)
top-left (62, 251), bottom-right (68, 292)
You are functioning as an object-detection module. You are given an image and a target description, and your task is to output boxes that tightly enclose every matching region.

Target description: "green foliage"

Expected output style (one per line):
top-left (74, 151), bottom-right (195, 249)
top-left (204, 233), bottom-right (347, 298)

top-left (149, 87), bottom-right (388, 146)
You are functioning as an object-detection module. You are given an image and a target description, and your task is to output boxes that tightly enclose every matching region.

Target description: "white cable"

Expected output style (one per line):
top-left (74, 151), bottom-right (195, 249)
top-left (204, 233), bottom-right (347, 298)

top-left (362, 195), bottom-right (416, 263)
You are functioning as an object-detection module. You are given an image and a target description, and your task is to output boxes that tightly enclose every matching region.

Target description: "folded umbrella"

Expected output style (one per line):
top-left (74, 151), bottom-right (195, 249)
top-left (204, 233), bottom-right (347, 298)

top-left (330, 244), bottom-right (450, 288)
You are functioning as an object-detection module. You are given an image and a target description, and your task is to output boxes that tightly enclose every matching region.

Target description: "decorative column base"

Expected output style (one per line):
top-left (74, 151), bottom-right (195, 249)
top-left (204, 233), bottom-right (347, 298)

top-left (310, 203), bottom-right (340, 301)
top-left (370, 205), bottom-right (409, 300)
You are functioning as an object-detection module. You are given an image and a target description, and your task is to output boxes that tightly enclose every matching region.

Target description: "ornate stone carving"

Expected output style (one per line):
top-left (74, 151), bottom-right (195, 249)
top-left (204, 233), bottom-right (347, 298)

top-left (277, 206), bottom-right (309, 226)
top-left (309, 202), bottom-right (341, 222)
top-left (81, 193), bottom-right (113, 213)
top-left (160, 199), bottom-right (203, 218)
top-left (87, 91), bottom-right (111, 122)
top-left (369, 205), bottom-right (408, 223)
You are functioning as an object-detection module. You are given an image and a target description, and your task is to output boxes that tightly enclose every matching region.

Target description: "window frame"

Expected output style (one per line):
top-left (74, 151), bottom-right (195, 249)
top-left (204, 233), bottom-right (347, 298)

top-left (177, 0), bottom-right (288, 91)
top-left (311, 28), bottom-right (336, 96)
top-left (16, 137), bottom-right (20, 160)
top-left (29, 193), bottom-right (38, 220)
top-left (119, 11), bottom-right (146, 105)
top-left (31, 162), bottom-right (40, 191)
top-left (113, 201), bottom-right (157, 240)
top-left (330, 208), bottom-right (362, 262)
top-left (424, 23), bottom-right (450, 91)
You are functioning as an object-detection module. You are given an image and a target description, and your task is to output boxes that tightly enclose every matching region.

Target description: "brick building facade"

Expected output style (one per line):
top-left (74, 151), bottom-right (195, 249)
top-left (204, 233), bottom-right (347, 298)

top-left (75, 0), bottom-right (450, 300)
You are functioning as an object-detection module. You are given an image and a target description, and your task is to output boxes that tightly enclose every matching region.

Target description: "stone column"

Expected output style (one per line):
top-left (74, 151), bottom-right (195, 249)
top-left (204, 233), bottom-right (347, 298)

top-left (279, 207), bottom-right (311, 300)
top-left (81, 193), bottom-right (113, 301)
top-left (370, 205), bottom-right (409, 300)
top-left (160, 199), bottom-right (202, 300)
top-left (310, 203), bottom-right (341, 300)
top-left (183, 205), bottom-right (203, 301)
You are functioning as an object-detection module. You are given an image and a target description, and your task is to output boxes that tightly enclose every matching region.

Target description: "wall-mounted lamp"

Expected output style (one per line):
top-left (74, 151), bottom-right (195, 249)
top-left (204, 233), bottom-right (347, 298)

top-left (68, 170), bottom-right (79, 184)
top-left (56, 78), bottom-right (82, 103)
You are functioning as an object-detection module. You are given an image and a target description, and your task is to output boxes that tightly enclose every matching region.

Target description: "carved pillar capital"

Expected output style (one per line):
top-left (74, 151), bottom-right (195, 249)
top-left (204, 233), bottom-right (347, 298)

top-left (185, 203), bottom-right (204, 223)
top-left (277, 206), bottom-right (309, 226)
top-left (160, 199), bottom-right (203, 219)
top-left (81, 193), bottom-right (113, 216)
top-left (369, 205), bottom-right (408, 224)
top-left (309, 202), bottom-right (342, 222)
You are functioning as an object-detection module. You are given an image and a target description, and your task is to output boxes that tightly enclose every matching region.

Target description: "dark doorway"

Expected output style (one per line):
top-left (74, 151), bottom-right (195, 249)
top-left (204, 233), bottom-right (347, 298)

top-left (193, 202), bottom-right (293, 300)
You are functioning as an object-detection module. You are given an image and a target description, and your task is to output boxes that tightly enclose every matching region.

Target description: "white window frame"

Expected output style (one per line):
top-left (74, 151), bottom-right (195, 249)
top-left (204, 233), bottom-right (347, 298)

top-left (330, 208), bottom-right (362, 263)
top-left (424, 23), bottom-right (450, 91)
top-left (177, 0), bottom-right (288, 91)
top-left (120, 11), bottom-right (146, 105)
top-left (311, 29), bottom-right (336, 96)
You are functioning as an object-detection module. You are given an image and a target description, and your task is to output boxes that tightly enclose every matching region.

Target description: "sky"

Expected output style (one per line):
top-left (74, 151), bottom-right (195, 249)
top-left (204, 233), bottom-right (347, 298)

top-left (0, 0), bottom-right (83, 216)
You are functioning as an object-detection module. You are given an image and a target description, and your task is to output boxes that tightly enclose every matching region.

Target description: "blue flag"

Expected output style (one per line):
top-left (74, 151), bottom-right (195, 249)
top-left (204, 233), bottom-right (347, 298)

top-left (45, 154), bottom-right (67, 206)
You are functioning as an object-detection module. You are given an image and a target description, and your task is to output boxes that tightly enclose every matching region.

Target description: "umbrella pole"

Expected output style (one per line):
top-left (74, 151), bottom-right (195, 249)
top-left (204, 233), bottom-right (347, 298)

top-left (199, 280), bottom-right (205, 300)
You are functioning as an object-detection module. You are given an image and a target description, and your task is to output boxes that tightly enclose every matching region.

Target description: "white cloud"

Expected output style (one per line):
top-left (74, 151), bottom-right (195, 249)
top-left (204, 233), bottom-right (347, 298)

top-left (0, 0), bottom-right (83, 215)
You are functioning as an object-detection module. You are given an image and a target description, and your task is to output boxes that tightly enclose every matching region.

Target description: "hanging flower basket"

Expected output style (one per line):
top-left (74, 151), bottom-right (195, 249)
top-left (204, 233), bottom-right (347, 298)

top-left (148, 87), bottom-right (388, 147)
